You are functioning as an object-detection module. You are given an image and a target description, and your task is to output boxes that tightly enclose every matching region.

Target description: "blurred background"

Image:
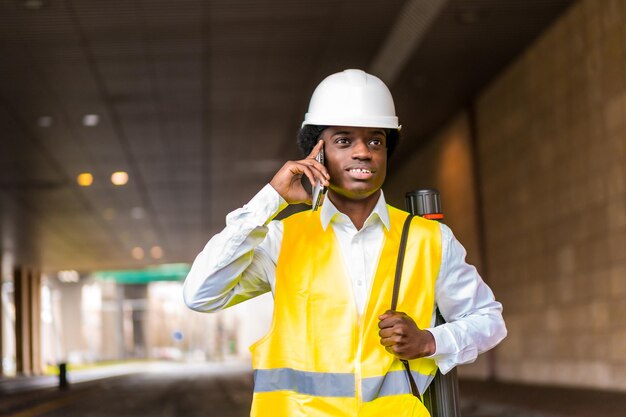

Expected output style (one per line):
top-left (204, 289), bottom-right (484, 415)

top-left (0, 0), bottom-right (624, 416)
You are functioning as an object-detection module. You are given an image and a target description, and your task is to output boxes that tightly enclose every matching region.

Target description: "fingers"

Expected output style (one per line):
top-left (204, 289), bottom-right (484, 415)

top-left (379, 327), bottom-right (404, 338)
top-left (378, 313), bottom-right (404, 350)
top-left (305, 140), bottom-right (330, 182)
top-left (378, 309), bottom-right (396, 322)
top-left (378, 311), bottom-right (433, 359)
top-left (378, 311), bottom-right (413, 349)
top-left (384, 345), bottom-right (410, 359)
top-left (380, 336), bottom-right (400, 347)
top-left (378, 310), bottom-right (406, 329)
top-left (296, 162), bottom-right (329, 191)
top-left (379, 326), bottom-right (409, 358)
top-left (379, 324), bottom-right (406, 350)
top-left (307, 139), bottom-right (325, 159)
top-left (381, 335), bottom-right (409, 359)
top-left (283, 157), bottom-right (328, 186)
top-left (270, 162), bottom-right (311, 204)
top-left (269, 140), bottom-right (330, 205)
top-left (290, 162), bottom-right (318, 192)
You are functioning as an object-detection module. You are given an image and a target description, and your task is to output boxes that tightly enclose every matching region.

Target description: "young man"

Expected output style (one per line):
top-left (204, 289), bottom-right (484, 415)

top-left (184, 69), bottom-right (506, 417)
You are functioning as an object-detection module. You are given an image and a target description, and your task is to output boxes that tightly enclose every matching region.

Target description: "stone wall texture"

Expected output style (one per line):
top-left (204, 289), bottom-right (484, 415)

top-left (475, 0), bottom-right (625, 390)
top-left (476, 0), bottom-right (626, 390)
top-left (387, 0), bottom-right (626, 391)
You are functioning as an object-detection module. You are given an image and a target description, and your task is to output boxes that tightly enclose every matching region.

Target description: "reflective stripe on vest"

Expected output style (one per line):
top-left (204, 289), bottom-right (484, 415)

top-left (254, 368), bottom-right (355, 397)
top-left (254, 368), bottom-right (435, 402)
top-left (362, 370), bottom-right (435, 402)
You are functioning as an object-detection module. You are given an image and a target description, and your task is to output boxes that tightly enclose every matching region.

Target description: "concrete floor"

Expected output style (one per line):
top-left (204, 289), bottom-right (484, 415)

top-left (1, 362), bottom-right (625, 417)
top-left (459, 379), bottom-right (626, 417)
top-left (0, 362), bottom-right (252, 417)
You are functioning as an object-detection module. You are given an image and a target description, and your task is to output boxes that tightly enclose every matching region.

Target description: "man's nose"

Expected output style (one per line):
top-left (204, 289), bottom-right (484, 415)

top-left (352, 140), bottom-right (372, 159)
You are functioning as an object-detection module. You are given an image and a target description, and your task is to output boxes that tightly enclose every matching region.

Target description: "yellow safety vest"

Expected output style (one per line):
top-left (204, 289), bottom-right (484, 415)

top-left (250, 206), bottom-right (442, 417)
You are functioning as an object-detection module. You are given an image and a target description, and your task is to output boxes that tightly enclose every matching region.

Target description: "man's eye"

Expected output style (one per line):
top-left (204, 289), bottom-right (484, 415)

top-left (336, 137), bottom-right (350, 144)
top-left (369, 139), bottom-right (383, 146)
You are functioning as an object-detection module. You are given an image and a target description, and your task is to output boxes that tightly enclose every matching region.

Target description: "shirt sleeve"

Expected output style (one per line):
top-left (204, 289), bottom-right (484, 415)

top-left (182, 184), bottom-right (287, 312)
top-left (426, 223), bottom-right (507, 374)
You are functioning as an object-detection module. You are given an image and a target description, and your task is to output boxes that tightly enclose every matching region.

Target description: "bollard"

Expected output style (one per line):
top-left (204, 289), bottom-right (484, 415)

top-left (58, 362), bottom-right (69, 390)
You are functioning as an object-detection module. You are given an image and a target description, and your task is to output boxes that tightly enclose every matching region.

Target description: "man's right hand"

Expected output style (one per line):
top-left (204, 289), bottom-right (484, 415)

top-left (270, 140), bottom-right (330, 205)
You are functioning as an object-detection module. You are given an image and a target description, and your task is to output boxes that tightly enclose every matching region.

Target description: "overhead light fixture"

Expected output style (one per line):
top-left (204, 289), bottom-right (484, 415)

top-left (83, 114), bottom-right (100, 127)
top-left (132, 247), bottom-right (144, 260)
top-left (111, 171), bottom-right (129, 185)
top-left (77, 172), bottom-right (94, 187)
top-left (22, 0), bottom-right (47, 10)
top-left (150, 246), bottom-right (164, 259)
top-left (37, 116), bottom-right (53, 127)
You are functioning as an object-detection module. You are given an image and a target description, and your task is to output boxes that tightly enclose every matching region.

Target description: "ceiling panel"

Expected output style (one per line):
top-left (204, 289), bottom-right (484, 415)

top-left (0, 0), bottom-right (575, 272)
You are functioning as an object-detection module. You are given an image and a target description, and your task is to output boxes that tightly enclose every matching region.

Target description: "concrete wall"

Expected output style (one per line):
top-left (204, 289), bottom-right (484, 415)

top-left (475, 0), bottom-right (626, 390)
top-left (386, 113), bottom-right (483, 273)
top-left (388, 0), bottom-right (626, 390)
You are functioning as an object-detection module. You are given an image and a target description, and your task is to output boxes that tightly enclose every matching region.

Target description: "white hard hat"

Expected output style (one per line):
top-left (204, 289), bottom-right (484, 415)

top-left (302, 69), bottom-right (401, 130)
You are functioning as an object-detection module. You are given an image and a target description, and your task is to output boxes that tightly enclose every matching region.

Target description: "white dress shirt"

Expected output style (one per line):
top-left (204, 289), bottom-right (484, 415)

top-left (183, 184), bottom-right (507, 374)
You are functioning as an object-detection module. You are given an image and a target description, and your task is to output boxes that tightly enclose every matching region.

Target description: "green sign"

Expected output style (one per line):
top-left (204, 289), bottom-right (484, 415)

top-left (93, 263), bottom-right (190, 284)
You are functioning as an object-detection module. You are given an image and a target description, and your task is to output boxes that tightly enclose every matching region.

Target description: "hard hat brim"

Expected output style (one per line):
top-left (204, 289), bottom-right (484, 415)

top-left (302, 114), bottom-right (400, 130)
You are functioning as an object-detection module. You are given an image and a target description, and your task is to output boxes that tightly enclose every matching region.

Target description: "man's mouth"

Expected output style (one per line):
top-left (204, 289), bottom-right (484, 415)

top-left (349, 168), bottom-right (372, 174)
top-left (347, 167), bottom-right (375, 179)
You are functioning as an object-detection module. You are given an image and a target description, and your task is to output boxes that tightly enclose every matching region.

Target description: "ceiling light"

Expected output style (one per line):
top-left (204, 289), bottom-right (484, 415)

top-left (37, 116), bottom-right (53, 127)
top-left (150, 246), bottom-right (164, 259)
top-left (77, 172), bottom-right (94, 187)
top-left (22, 0), bottom-right (47, 10)
top-left (111, 171), bottom-right (129, 185)
top-left (83, 114), bottom-right (100, 127)
top-left (132, 247), bottom-right (144, 260)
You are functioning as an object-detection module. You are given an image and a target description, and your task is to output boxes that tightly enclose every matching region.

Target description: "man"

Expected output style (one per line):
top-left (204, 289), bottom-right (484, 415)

top-left (184, 69), bottom-right (506, 417)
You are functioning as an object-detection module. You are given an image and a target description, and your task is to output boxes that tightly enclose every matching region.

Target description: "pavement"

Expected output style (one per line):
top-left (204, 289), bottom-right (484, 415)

top-left (459, 379), bottom-right (626, 417)
top-left (1, 362), bottom-right (625, 416)
top-left (0, 362), bottom-right (158, 395)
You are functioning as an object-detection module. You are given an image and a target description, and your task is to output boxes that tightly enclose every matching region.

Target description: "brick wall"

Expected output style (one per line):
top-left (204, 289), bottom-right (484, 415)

top-left (386, 0), bottom-right (626, 391)
top-left (475, 0), bottom-right (626, 390)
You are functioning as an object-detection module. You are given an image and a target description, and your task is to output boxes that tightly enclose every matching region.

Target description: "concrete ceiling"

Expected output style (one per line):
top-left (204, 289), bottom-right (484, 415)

top-left (0, 0), bottom-right (574, 272)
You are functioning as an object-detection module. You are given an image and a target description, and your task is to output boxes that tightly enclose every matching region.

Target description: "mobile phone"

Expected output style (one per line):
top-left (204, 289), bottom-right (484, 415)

top-left (312, 148), bottom-right (327, 211)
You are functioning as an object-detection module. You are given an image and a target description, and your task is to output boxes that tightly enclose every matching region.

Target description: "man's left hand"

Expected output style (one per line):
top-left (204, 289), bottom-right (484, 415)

top-left (378, 310), bottom-right (436, 360)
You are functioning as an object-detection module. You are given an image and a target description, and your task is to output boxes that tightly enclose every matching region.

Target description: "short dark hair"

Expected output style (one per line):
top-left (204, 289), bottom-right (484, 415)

top-left (297, 125), bottom-right (400, 157)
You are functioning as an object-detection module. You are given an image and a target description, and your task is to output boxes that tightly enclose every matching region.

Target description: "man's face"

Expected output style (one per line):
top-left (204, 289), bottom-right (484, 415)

top-left (320, 126), bottom-right (387, 202)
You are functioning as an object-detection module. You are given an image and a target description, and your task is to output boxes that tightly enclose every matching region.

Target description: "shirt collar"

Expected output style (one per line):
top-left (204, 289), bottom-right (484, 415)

top-left (320, 190), bottom-right (391, 231)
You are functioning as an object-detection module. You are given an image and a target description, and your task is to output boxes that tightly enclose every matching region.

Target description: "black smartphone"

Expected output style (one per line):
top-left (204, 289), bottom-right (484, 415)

top-left (312, 147), bottom-right (327, 211)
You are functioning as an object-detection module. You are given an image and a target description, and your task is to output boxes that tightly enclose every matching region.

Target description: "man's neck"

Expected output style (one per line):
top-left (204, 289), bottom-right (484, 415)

top-left (328, 190), bottom-right (381, 230)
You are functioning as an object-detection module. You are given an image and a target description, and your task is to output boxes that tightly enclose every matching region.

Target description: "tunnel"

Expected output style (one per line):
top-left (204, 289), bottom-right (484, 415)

top-left (1, 1), bottom-right (625, 416)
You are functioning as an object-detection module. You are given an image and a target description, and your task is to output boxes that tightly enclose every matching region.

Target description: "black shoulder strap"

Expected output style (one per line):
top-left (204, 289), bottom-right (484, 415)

top-left (391, 214), bottom-right (414, 311)
top-left (390, 214), bottom-right (422, 400)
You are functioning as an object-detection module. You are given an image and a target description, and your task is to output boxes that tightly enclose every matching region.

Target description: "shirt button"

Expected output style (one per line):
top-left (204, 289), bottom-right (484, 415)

top-left (357, 280), bottom-right (363, 286)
